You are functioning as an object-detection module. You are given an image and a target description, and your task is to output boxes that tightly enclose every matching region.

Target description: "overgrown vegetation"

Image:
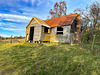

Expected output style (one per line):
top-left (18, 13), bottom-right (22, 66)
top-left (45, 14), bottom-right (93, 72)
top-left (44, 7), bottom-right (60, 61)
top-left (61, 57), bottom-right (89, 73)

top-left (0, 41), bottom-right (100, 75)
top-left (82, 30), bottom-right (100, 43)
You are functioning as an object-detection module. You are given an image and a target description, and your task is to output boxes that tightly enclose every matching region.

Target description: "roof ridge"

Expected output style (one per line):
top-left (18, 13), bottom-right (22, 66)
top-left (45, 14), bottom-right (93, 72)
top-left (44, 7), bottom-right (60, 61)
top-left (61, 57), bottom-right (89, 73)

top-left (26, 13), bottom-right (79, 28)
top-left (44, 13), bottom-right (78, 27)
top-left (45, 13), bottom-right (77, 21)
top-left (34, 17), bottom-right (50, 28)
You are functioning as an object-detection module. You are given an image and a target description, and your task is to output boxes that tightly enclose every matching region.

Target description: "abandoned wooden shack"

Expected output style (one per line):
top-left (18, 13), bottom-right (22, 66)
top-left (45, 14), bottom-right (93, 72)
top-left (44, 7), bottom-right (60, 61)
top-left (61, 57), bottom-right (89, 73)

top-left (26, 13), bottom-right (81, 43)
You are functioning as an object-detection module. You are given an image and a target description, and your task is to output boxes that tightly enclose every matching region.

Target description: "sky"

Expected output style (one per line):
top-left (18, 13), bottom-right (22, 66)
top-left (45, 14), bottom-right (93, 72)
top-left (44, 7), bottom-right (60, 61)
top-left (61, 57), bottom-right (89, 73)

top-left (0, 0), bottom-right (97, 37)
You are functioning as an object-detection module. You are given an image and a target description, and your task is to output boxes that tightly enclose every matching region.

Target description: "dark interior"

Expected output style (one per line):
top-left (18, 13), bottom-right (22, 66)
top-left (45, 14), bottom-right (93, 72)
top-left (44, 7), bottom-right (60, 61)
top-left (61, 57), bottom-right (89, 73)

top-left (71, 19), bottom-right (77, 33)
top-left (57, 27), bottom-right (63, 31)
top-left (44, 27), bottom-right (48, 33)
top-left (57, 27), bottom-right (63, 34)
top-left (29, 27), bottom-right (34, 41)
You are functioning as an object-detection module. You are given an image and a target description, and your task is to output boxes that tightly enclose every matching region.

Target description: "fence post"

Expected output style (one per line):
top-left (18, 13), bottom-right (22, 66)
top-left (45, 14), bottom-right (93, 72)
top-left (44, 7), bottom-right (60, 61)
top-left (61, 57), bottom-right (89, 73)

top-left (10, 35), bottom-right (13, 43)
top-left (91, 35), bottom-right (95, 51)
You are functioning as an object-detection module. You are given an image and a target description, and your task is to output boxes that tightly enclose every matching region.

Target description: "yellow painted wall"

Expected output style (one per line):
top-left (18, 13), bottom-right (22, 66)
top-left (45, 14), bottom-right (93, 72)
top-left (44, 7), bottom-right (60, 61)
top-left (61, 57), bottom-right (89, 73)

top-left (43, 34), bottom-right (50, 41)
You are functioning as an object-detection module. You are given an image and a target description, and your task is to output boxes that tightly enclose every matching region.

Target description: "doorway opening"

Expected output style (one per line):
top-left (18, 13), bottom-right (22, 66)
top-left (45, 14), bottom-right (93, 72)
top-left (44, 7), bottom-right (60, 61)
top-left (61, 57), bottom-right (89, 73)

top-left (29, 27), bottom-right (34, 41)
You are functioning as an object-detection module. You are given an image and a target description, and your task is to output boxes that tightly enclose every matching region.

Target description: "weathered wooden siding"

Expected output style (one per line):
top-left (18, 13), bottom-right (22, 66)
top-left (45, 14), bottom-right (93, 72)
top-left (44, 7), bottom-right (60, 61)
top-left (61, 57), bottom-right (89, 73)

top-left (50, 27), bottom-right (58, 42)
top-left (41, 26), bottom-right (71, 43)
top-left (50, 26), bottom-right (71, 43)
top-left (26, 18), bottom-right (42, 42)
top-left (33, 24), bottom-right (41, 42)
top-left (41, 26), bottom-right (50, 41)
top-left (56, 26), bottom-right (71, 43)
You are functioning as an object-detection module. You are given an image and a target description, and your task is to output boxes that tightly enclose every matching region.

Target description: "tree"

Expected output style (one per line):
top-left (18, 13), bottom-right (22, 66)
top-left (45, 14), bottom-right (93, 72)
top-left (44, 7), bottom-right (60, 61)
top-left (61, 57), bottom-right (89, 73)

top-left (74, 1), bottom-right (100, 33)
top-left (48, 1), bottom-right (67, 19)
top-left (74, 1), bottom-right (100, 44)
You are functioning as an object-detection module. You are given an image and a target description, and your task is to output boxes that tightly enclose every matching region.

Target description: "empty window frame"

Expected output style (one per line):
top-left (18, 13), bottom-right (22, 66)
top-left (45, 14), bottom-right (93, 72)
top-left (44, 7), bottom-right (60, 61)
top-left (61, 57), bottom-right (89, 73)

top-left (44, 27), bottom-right (49, 33)
top-left (57, 27), bottom-right (63, 34)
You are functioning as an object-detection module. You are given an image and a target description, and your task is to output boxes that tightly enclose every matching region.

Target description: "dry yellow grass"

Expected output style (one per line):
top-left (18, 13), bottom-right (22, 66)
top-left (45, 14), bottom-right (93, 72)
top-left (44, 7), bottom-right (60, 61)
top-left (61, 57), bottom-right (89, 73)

top-left (0, 42), bottom-right (24, 51)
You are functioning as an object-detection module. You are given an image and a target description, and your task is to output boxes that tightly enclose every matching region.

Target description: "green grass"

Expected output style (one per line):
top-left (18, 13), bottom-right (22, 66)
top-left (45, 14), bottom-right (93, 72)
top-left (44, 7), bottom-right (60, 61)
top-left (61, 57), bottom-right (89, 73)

top-left (0, 42), bottom-right (100, 75)
top-left (82, 30), bottom-right (100, 44)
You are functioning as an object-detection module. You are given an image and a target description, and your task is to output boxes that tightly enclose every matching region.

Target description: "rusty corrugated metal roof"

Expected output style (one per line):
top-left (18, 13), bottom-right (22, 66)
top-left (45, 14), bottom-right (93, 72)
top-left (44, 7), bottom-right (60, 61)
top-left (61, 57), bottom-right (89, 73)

top-left (44, 13), bottom-right (77, 27)
top-left (26, 13), bottom-right (78, 28)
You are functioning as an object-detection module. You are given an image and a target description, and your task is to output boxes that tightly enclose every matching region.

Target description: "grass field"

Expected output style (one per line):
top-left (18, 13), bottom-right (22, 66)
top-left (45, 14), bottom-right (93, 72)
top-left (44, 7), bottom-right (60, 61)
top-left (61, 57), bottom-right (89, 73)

top-left (0, 38), bottom-right (25, 44)
top-left (0, 42), bottom-right (100, 75)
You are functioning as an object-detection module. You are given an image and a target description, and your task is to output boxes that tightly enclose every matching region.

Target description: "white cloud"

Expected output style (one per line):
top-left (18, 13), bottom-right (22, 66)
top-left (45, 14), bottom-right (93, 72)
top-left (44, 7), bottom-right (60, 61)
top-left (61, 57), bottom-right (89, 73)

top-left (4, 18), bottom-right (27, 22)
top-left (22, 0), bottom-right (44, 6)
top-left (0, 13), bottom-right (31, 22)
top-left (0, 22), bottom-right (26, 34)
top-left (0, 13), bottom-right (30, 20)
top-left (0, 22), bottom-right (22, 28)
top-left (0, 23), bottom-right (4, 26)
top-left (31, 0), bottom-right (36, 5)
top-left (19, 6), bottom-right (47, 20)
top-left (30, 0), bottom-right (44, 6)
top-left (22, 0), bottom-right (36, 5)
top-left (0, 33), bottom-right (10, 37)
top-left (10, 10), bottom-right (21, 15)
top-left (0, 27), bottom-right (25, 31)
top-left (37, 0), bottom-right (44, 6)
top-left (20, 7), bottom-right (37, 16)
